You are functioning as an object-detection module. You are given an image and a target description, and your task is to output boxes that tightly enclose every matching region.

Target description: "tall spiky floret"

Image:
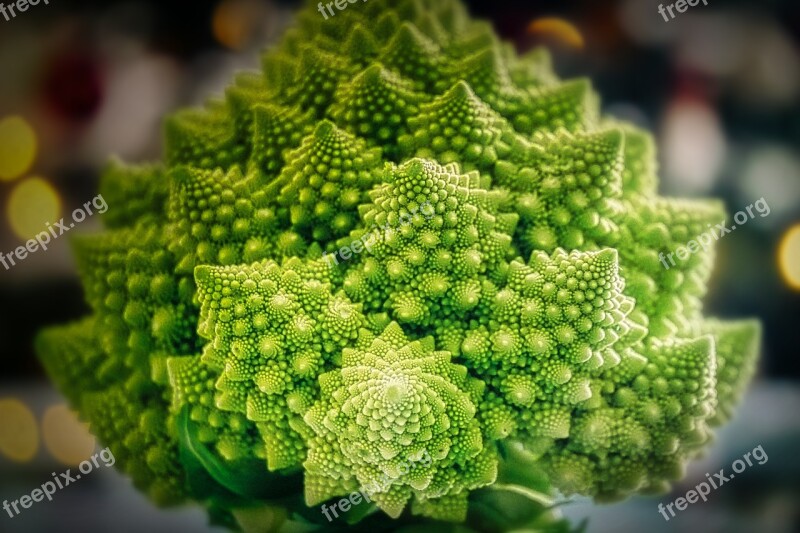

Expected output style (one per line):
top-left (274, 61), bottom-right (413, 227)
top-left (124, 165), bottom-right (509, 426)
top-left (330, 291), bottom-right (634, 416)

top-left (37, 0), bottom-right (760, 530)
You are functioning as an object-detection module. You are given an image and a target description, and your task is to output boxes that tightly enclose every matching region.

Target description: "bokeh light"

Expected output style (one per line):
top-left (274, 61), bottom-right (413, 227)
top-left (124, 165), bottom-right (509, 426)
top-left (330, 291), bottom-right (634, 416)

top-left (661, 100), bottom-right (726, 194)
top-left (0, 115), bottom-right (37, 181)
top-left (737, 146), bottom-right (800, 226)
top-left (7, 177), bottom-right (62, 241)
top-left (778, 224), bottom-right (800, 291)
top-left (212, 0), bottom-right (262, 51)
top-left (527, 17), bottom-right (584, 49)
top-left (0, 398), bottom-right (39, 462)
top-left (42, 404), bottom-right (97, 466)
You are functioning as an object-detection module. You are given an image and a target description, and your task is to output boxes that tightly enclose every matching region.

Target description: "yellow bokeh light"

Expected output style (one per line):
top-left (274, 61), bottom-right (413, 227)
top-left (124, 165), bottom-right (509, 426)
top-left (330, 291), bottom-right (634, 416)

top-left (7, 177), bottom-right (62, 241)
top-left (527, 17), bottom-right (585, 50)
top-left (778, 224), bottom-right (800, 291)
top-left (0, 398), bottom-right (39, 462)
top-left (0, 116), bottom-right (37, 181)
top-left (42, 404), bottom-right (96, 466)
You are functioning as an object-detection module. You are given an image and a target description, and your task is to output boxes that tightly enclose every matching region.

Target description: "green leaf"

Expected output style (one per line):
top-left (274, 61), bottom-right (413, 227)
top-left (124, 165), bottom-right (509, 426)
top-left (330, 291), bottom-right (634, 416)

top-left (176, 406), bottom-right (303, 504)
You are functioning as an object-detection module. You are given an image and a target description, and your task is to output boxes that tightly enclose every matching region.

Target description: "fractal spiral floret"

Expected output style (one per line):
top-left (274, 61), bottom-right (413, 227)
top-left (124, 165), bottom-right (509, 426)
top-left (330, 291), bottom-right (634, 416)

top-left (36, 0), bottom-right (761, 531)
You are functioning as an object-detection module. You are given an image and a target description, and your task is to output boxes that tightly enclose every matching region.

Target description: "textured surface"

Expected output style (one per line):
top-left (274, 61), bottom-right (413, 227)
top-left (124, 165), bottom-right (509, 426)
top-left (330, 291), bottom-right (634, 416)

top-left (36, 0), bottom-right (761, 529)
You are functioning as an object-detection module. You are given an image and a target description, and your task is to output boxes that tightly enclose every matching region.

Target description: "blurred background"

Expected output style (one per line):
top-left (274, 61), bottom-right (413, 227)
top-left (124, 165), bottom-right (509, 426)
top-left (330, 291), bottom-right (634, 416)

top-left (0, 0), bottom-right (798, 531)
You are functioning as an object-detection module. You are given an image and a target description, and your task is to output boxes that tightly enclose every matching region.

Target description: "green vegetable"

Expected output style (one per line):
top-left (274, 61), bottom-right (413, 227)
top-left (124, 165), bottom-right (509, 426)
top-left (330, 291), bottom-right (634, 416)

top-left (36, 0), bottom-right (760, 530)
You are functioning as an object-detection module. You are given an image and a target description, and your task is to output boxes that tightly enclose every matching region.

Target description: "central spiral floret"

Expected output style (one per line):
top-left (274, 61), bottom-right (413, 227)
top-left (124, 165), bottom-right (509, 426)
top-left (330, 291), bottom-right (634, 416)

top-left (382, 376), bottom-right (410, 405)
top-left (303, 322), bottom-right (497, 521)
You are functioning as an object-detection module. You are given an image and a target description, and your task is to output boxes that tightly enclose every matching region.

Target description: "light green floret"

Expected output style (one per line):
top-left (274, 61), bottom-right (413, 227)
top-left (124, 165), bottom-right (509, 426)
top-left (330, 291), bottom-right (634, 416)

top-left (168, 165), bottom-right (302, 275)
top-left (459, 248), bottom-right (644, 442)
top-left (246, 102), bottom-right (315, 179)
top-left (265, 120), bottom-right (383, 243)
top-left (539, 335), bottom-right (717, 500)
top-left (612, 197), bottom-right (725, 338)
top-left (342, 158), bottom-right (517, 341)
top-left (401, 81), bottom-right (519, 182)
top-left (329, 64), bottom-right (430, 160)
top-left (193, 257), bottom-right (365, 471)
top-left (301, 322), bottom-right (497, 521)
top-left (494, 128), bottom-right (625, 258)
top-left (700, 319), bottom-right (761, 425)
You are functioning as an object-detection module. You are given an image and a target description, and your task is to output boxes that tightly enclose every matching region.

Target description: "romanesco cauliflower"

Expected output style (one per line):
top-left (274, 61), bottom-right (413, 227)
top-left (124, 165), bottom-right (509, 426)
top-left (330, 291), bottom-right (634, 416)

top-left (36, 0), bottom-right (760, 530)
